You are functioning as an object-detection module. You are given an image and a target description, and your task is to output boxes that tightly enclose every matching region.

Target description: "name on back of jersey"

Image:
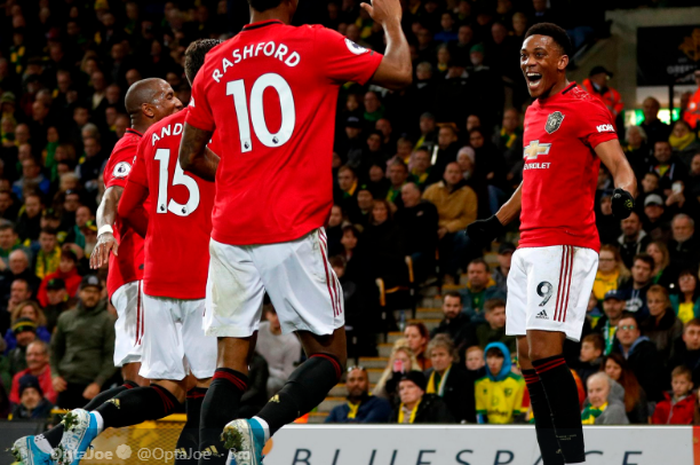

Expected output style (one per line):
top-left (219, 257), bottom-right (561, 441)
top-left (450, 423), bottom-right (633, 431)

top-left (151, 121), bottom-right (184, 146)
top-left (211, 42), bottom-right (301, 83)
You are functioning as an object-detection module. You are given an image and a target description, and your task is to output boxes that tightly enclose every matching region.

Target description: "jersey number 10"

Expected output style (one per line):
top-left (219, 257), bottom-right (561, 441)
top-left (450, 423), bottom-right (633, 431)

top-left (226, 73), bottom-right (296, 153)
top-left (154, 148), bottom-right (200, 217)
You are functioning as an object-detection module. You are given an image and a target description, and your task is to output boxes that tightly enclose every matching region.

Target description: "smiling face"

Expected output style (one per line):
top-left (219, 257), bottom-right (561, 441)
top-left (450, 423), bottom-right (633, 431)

top-left (520, 34), bottom-right (568, 99)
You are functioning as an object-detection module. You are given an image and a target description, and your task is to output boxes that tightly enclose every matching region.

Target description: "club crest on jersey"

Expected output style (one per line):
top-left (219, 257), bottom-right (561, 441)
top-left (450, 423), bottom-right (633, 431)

top-left (545, 111), bottom-right (565, 134)
top-left (113, 162), bottom-right (131, 179)
top-left (345, 38), bottom-right (369, 55)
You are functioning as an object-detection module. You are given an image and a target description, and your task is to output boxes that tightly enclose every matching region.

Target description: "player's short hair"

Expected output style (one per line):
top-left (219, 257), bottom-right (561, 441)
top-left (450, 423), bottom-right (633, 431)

top-left (524, 22), bottom-right (573, 59)
top-left (247, 0), bottom-right (282, 13)
top-left (184, 39), bottom-right (223, 85)
top-left (443, 290), bottom-right (462, 303)
top-left (582, 333), bottom-right (604, 352)
top-left (484, 298), bottom-right (506, 313)
top-left (671, 365), bottom-right (692, 382)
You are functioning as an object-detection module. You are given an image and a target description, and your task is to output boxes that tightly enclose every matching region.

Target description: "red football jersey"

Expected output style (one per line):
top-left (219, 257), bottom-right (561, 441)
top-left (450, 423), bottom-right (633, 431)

top-left (186, 20), bottom-right (383, 245)
top-left (519, 83), bottom-right (618, 252)
top-left (129, 108), bottom-right (215, 299)
top-left (103, 129), bottom-right (146, 298)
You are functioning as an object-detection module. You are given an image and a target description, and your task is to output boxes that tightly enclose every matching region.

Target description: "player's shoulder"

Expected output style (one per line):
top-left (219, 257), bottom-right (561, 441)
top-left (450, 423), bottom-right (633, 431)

top-left (565, 83), bottom-right (606, 108)
top-left (111, 129), bottom-right (142, 153)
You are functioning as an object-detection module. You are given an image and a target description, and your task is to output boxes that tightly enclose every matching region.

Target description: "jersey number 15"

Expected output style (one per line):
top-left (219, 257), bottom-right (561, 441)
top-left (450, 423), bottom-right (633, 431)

top-left (227, 73), bottom-right (296, 153)
top-left (154, 148), bottom-right (200, 217)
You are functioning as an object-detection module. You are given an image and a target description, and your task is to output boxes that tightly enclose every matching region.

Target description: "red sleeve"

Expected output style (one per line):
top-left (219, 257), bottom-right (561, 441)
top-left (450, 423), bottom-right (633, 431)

top-left (104, 143), bottom-right (137, 190)
top-left (118, 178), bottom-right (149, 238)
top-left (128, 139), bottom-right (149, 188)
top-left (313, 26), bottom-right (384, 85)
top-left (185, 73), bottom-right (216, 132)
top-left (578, 99), bottom-right (618, 149)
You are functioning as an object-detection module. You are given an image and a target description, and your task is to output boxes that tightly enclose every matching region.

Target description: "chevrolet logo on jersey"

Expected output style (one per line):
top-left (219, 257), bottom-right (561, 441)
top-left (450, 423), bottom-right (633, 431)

top-left (524, 140), bottom-right (552, 160)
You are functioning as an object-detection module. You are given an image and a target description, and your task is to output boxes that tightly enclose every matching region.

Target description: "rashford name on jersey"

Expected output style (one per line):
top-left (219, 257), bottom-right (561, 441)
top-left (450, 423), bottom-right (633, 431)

top-left (209, 41), bottom-right (301, 83)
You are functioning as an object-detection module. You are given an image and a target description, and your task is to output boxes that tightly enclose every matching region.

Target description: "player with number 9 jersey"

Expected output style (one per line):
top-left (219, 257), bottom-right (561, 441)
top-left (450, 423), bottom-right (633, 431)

top-left (186, 21), bottom-right (383, 246)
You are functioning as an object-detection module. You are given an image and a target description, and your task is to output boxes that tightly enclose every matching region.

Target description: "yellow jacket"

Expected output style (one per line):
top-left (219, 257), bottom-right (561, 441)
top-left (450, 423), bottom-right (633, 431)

top-left (422, 182), bottom-right (477, 233)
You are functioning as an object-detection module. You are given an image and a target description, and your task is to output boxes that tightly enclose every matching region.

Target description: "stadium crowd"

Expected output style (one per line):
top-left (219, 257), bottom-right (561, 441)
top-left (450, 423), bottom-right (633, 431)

top-left (0, 0), bottom-right (699, 428)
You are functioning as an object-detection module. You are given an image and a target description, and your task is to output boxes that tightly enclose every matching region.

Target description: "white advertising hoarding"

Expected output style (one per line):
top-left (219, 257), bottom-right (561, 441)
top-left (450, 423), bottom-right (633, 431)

top-left (263, 425), bottom-right (694, 465)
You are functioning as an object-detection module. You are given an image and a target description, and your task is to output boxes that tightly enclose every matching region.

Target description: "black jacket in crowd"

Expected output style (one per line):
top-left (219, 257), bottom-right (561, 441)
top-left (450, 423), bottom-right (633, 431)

top-left (389, 393), bottom-right (455, 424)
top-left (423, 365), bottom-right (476, 423)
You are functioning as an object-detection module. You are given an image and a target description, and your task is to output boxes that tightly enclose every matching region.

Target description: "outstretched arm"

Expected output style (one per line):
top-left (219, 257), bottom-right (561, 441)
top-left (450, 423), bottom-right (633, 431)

top-left (179, 123), bottom-right (219, 182)
top-left (362, 0), bottom-right (412, 90)
top-left (495, 182), bottom-right (523, 226)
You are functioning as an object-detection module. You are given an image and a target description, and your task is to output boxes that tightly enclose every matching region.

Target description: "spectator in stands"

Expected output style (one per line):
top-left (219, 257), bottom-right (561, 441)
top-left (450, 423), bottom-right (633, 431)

top-left (670, 121), bottom-right (700, 166)
top-left (683, 70), bottom-right (700, 131)
top-left (374, 343), bottom-right (421, 404)
top-left (494, 109), bottom-right (523, 178)
top-left (340, 225), bottom-right (365, 282)
top-left (623, 126), bottom-right (652, 181)
top-left (430, 291), bottom-right (473, 350)
top-left (408, 147), bottom-right (432, 190)
top-left (617, 212), bottom-right (650, 270)
top-left (423, 162), bottom-right (477, 284)
top-left (475, 298), bottom-right (514, 353)
top-left (430, 126), bottom-right (461, 183)
top-left (650, 140), bottom-right (686, 186)
top-left (350, 188), bottom-right (374, 228)
top-left (595, 290), bottom-right (626, 355)
top-left (336, 165), bottom-right (359, 215)
top-left (386, 160), bottom-right (409, 209)
top-left (641, 194), bottom-right (671, 242)
top-left (581, 66), bottom-right (623, 122)
top-left (3, 301), bottom-right (50, 351)
top-left (652, 366), bottom-right (696, 425)
top-left (618, 254), bottom-right (654, 319)
top-left (577, 333), bottom-right (604, 387)
top-left (492, 242), bottom-right (513, 293)
top-left (361, 199), bottom-right (406, 286)
top-left (33, 227), bottom-right (61, 280)
top-left (50, 275), bottom-right (115, 409)
top-left (593, 245), bottom-right (629, 302)
top-left (647, 241), bottom-right (675, 292)
top-left (640, 97), bottom-right (671, 146)
top-left (603, 353), bottom-right (648, 424)
top-left (7, 318), bottom-right (37, 376)
top-left (11, 374), bottom-right (53, 420)
top-left (614, 313), bottom-right (664, 402)
top-left (9, 340), bottom-right (55, 405)
top-left (43, 278), bottom-right (74, 335)
top-left (581, 373), bottom-right (629, 425)
top-left (668, 319), bottom-right (700, 387)
top-left (465, 345), bottom-right (486, 375)
top-left (78, 136), bottom-right (105, 192)
top-left (391, 371), bottom-right (455, 424)
top-left (15, 193), bottom-right (42, 243)
top-left (668, 214), bottom-right (700, 275)
top-left (475, 342), bottom-right (525, 424)
top-left (37, 250), bottom-right (80, 308)
top-left (671, 270), bottom-right (700, 323)
top-left (256, 304), bottom-right (301, 398)
top-left (424, 334), bottom-right (474, 423)
top-left (12, 158), bottom-right (50, 200)
top-left (0, 223), bottom-right (29, 269)
top-left (461, 258), bottom-right (506, 324)
top-left (395, 183), bottom-right (438, 283)
top-left (404, 322), bottom-right (432, 370)
top-left (327, 366), bottom-right (392, 424)
top-left (640, 285), bottom-right (683, 360)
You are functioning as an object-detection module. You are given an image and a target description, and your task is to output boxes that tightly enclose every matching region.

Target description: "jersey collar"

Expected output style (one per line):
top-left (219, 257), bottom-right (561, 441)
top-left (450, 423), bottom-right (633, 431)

top-left (126, 128), bottom-right (143, 137)
top-left (243, 20), bottom-right (284, 32)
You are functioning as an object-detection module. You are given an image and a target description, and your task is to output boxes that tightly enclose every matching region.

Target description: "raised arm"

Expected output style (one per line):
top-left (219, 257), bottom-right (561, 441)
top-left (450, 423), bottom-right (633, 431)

top-left (179, 124), bottom-right (219, 182)
top-left (362, 0), bottom-right (412, 90)
top-left (595, 139), bottom-right (637, 218)
top-left (91, 186), bottom-right (123, 269)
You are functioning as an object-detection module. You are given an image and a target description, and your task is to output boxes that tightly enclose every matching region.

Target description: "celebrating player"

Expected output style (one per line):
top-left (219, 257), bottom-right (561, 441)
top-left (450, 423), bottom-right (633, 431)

top-left (178, 0), bottom-right (411, 463)
top-left (467, 23), bottom-right (636, 464)
top-left (13, 42), bottom-right (220, 465)
top-left (11, 78), bottom-right (182, 465)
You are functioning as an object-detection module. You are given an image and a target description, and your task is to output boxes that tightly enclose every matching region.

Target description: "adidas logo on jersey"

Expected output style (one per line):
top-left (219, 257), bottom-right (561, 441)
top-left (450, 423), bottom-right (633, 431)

top-left (596, 124), bottom-right (614, 133)
top-left (536, 309), bottom-right (548, 319)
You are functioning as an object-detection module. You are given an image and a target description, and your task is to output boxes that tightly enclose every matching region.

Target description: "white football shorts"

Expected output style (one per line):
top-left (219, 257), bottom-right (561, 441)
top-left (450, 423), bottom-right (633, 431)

top-left (506, 245), bottom-right (599, 342)
top-left (111, 280), bottom-right (144, 367)
top-left (205, 228), bottom-right (345, 338)
top-left (138, 295), bottom-right (216, 380)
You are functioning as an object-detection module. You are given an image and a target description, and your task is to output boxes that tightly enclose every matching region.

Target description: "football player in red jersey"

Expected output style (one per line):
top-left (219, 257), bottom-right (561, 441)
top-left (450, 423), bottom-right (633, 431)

top-left (30, 42), bottom-right (221, 465)
top-left (12, 80), bottom-right (182, 465)
top-left (178, 0), bottom-right (411, 463)
top-left (468, 24), bottom-right (636, 465)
